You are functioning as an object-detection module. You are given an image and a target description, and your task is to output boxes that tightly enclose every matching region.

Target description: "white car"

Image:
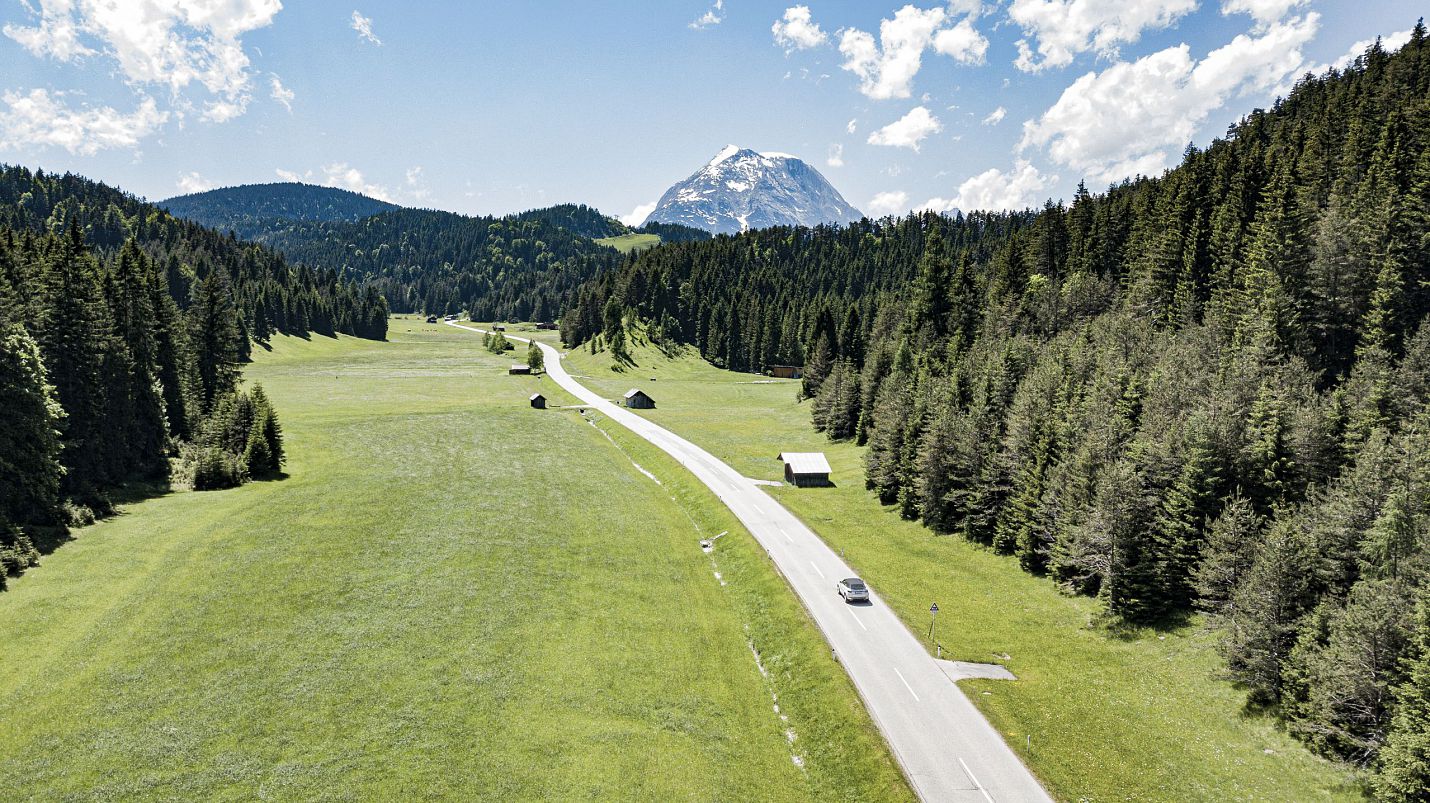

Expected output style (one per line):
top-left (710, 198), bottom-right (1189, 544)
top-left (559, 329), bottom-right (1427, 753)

top-left (837, 577), bottom-right (869, 603)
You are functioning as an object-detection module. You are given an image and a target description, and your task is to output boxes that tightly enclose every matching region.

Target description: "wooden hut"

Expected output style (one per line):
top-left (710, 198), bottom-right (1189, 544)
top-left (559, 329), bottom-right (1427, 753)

top-left (530, 393), bottom-right (546, 409)
top-left (777, 452), bottom-right (832, 487)
top-left (623, 389), bottom-right (655, 409)
top-left (768, 364), bottom-right (804, 379)
top-left (509, 364), bottom-right (531, 375)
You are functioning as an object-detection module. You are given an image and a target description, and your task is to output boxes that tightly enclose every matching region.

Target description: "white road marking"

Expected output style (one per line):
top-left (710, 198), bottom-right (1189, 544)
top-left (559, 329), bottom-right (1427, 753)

top-left (893, 666), bottom-right (920, 701)
top-left (778, 527), bottom-right (793, 543)
top-left (959, 757), bottom-right (995, 803)
top-left (846, 606), bottom-right (868, 631)
top-left (809, 561), bottom-right (825, 579)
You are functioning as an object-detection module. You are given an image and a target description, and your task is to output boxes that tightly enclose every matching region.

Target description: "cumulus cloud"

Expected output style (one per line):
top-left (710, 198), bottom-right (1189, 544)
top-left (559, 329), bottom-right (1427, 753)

top-left (867, 190), bottom-right (911, 216)
top-left (176, 171), bottom-right (213, 193)
top-left (839, 5), bottom-right (947, 100)
top-left (826, 143), bottom-right (844, 167)
top-left (1221, 0), bottom-right (1306, 28)
top-left (275, 167), bottom-right (306, 182)
top-left (690, 0), bottom-right (724, 30)
top-left (838, 4), bottom-right (987, 100)
top-left (1020, 13), bottom-right (1319, 184)
top-left (621, 200), bottom-right (657, 227)
top-left (846, 118), bottom-right (858, 134)
top-left (1009, 0), bottom-right (1196, 72)
top-left (933, 18), bottom-right (988, 65)
top-left (772, 5), bottom-right (826, 50)
top-left (1326, 28), bottom-right (1415, 72)
top-left (351, 10), bottom-right (380, 45)
top-left (0, 88), bottom-right (167, 155)
top-left (322, 162), bottom-right (392, 200)
top-left (270, 74), bottom-right (294, 111)
top-left (2, 0), bottom-right (280, 135)
top-left (923, 160), bottom-right (1055, 213)
top-left (867, 105), bottom-right (942, 151)
top-left (982, 106), bottom-right (1007, 125)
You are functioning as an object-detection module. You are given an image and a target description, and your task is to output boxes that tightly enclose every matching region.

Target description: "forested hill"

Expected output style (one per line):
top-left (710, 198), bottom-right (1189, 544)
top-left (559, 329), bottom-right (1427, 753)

top-left (0, 167), bottom-right (379, 589)
top-left (161, 182), bottom-right (399, 240)
top-left (0, 167), bottom-right (388, 342)
top-left (509, 203), bottom-right (627, 239)
top-left (255, 207), bottom-right (623, 321)
top-left (565, 27), bottom-right (1430, 791)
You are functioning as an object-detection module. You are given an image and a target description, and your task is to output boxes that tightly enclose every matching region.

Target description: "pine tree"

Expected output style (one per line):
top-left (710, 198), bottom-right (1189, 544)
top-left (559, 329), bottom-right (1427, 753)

top-left (188, 267), bottom-right (242, 413)
top-left (1376, 586), bottom-right (1430, 802)
top-left (0, 322), bottom-right (64, 533)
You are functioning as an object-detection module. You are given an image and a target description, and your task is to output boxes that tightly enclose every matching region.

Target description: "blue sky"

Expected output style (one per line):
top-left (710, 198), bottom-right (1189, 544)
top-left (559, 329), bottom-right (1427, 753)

top-left (0, 1), bottom-right (1421, 222)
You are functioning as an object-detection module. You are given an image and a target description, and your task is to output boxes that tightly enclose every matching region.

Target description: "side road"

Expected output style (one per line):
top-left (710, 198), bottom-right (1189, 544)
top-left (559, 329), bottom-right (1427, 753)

top-left (447, 321), bottom-right (1052, 803)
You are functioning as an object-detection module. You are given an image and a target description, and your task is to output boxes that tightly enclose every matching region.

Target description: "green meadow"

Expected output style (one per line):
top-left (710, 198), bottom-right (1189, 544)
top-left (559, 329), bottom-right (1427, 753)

top-left (562, 331), bottom-right (1368, 802)
top-left (0, 322), bottom-right (907, 801)
top-left (593, 233), bottom-right (662, 254)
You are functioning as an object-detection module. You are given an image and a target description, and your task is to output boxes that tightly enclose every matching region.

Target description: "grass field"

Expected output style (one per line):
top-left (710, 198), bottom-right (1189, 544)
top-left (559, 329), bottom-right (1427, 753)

top-left (0, 322), bottom-right (908, 801)
top-left (562, 331), bottom-right (1368, 802)
top-left (594, 233), bottom-right (661, 254)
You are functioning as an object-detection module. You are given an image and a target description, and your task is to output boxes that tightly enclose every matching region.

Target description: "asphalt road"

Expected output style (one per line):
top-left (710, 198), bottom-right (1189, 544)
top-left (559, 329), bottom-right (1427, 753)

top-left (448, 321), bottom-right (1052, 802)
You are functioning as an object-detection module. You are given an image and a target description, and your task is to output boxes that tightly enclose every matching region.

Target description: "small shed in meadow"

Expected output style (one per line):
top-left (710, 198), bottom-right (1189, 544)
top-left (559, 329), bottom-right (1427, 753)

top-left (777, 452), bottom-right (832, 487)
top-left (623, 388), bottom-right (655, 409)
top-left (530, 393), bottom-right (546, 409)
top-left (509, 364), bottom-right (531, 375)
top-left (768, 365), bottom-right (803, 379)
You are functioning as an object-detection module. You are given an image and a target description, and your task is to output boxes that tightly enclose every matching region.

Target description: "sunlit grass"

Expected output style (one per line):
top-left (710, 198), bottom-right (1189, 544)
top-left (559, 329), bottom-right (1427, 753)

top-left (0, 322), bottom-right (907, 801)
top-left (563, 332), bottom-right (1367, 802)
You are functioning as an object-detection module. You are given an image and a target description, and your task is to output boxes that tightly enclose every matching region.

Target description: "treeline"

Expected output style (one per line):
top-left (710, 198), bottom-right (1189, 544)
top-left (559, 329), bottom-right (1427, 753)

top-left (1, 227), bottom-right (283, 589)
top-left (565, 27), bottom-right (1430, 791)
top-left (257, 207), bottom-right (621, 321)
top-left (161, 182), bottom-right (399, 240)
top-left (0, 166), bottom-right (389, 342)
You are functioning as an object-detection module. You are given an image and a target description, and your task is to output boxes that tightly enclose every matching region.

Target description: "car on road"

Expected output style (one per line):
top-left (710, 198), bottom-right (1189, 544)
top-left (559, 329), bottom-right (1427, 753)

top-left (837, 577), bottom-right (869, 603)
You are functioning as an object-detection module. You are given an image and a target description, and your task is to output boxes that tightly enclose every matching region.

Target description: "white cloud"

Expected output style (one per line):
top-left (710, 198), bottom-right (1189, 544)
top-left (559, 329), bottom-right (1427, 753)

top-left (982, 105), bottom-right (1007, 125)
top-left (621, 200), bottom-right (657, 227)
top-left (826, 143), bottom-right (844, 167)
top-left (772, 5), bottom-right (826, 50)
top-left (2, 0), bottom-right (280, 130)
top-left (1009, 0), bottom-right (1196, 72)
top-left (404, 165), bottom-right (430, 201)
top-left (351, 10), bottom-right (380, 45)
top-left (270, 74), bottom-right (293, 111)
top-left (1020, 14), bottom-right (1319, 184)
top-left (1221, 0), bottom-right (1306, 28)
top-left (690, 0), bottom-right (724, 30)
top-left (176, 171), bottom-right (213, 193)
top-left (932, 18), bottom-right (988, 65)
top-left (320, 162), bottom-right (392, 200)
top-left (846, 118), bottom-right (858, 134)
top-left (867, 190), bottom-right (911, 216)
top-left (1326, 28), bottom-right (1415, 72)
top-left (924, 159), bottom-right (1055, 213)
top-left (867, 105), bottom-right (942, 151)
top-left (0, 88), bottom-right (167, 155)
top-left (839, 5), bottom-right (948, 100)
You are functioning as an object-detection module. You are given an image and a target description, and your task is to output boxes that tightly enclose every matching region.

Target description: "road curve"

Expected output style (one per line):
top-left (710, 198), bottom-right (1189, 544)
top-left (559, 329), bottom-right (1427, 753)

top-left (447, 321), bottom-right (1052, 803)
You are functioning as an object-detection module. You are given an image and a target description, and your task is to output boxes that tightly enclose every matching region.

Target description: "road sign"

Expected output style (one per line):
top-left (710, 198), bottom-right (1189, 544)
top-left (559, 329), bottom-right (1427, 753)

top-left (930, 603), bottom-right (939, 614)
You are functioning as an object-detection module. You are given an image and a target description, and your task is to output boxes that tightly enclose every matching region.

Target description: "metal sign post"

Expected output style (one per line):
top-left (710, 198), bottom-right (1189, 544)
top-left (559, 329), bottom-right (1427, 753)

top-left (929, 602), bottom-right (939, 643)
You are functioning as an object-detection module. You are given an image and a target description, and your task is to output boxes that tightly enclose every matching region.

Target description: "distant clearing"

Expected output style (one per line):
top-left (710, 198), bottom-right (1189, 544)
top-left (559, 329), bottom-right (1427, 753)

top-left (594, 232), bottom-right (661, 254)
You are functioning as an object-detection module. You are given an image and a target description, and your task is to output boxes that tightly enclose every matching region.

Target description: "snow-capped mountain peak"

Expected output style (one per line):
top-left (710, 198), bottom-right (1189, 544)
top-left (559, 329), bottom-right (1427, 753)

top-left (644, 146), bottom-right (862, 235)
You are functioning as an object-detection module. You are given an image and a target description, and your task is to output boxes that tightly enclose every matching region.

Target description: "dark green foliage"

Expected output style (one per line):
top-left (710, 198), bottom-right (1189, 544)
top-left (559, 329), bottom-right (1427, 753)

top-left (511, 203), bottom-right (626, 239)
top-left (526, 340), bottom-right (544, 373)
top-left (0, 322), bottom-right (62, 584)
top-left (634, 220), bottom-right (713, 244)
top-left (1377, 588), bottom-right (1430, 800)
top-left (558, 27), bottom-right (1430, 782)
top-left (258, 207), bottom-right (619, 323)
top-left (161, 182), bottom-right (400, 239)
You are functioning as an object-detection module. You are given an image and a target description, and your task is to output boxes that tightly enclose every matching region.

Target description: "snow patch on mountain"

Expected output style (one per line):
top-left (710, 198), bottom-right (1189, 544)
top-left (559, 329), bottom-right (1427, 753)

top-left (644, 146), bottom-right (863, 235)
